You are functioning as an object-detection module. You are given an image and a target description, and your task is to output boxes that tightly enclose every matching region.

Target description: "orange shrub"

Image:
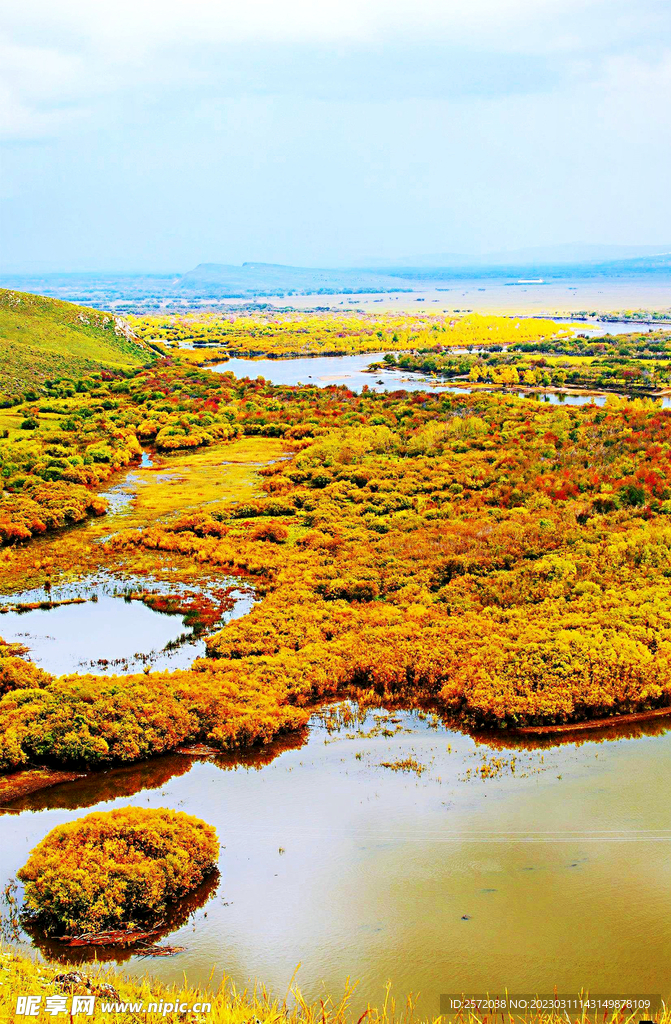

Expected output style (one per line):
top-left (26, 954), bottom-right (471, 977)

top-left (251, 521), bottom-right (289, 543)
top-left (18, 807), bottom-right (219, 935)
top-left (0, 669), bottom-right (308, 770)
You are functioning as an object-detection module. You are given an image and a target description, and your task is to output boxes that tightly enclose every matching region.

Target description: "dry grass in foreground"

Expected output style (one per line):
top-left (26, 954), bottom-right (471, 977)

top-left (1, 946), bottom-right (669, 1024)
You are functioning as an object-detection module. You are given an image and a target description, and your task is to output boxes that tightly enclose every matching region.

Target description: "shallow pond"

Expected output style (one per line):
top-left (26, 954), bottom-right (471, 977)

top-left (0, 575), bottom-right (254, 675)
top-left (211, 352), bottom-right (670, 408)
top-left (212, 351), bottom-right (441, 393)
top-left (0, 445), bottom-right (259, 674)
top-left (3, 706), bottom-right (671, 1014)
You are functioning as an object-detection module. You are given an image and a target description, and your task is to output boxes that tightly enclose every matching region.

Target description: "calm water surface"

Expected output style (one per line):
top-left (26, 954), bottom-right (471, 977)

top-left (3, 707), bottom-right (670, 1014)
top-left (0, 448), bottom-right (254, 674)
top-left (212, 352), bottom-right (670, 407)
top-left (0, 574), bottom-right (254, 674)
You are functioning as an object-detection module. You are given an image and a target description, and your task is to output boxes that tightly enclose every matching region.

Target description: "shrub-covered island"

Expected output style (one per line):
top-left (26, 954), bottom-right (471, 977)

top-left (17, 807), bottom-right (219, 936)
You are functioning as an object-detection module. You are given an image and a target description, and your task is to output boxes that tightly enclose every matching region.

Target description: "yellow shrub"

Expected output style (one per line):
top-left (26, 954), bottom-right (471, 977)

top-left (17, 806), bottom-right (219, 935)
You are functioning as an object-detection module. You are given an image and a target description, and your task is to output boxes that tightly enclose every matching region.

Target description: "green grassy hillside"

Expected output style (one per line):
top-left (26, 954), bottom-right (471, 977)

top-left (0, 289), bottom-right (152, 397)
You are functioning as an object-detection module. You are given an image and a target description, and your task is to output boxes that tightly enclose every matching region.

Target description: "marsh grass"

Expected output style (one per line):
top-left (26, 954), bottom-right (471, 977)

top-left (0, 434), bottom-right (283, 595)
top-left (1, 946), bottom-right (668, 1024)
top-left (120, 437), bottom-right (286, 527)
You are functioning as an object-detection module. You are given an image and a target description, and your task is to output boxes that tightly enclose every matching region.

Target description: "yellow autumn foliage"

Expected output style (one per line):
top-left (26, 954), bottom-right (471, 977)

top-left (17, 807), bottom-right (219, 935)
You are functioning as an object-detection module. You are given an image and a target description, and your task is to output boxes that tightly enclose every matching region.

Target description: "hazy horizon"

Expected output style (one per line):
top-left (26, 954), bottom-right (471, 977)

top-left (4, 243), bottom-right (671, 278)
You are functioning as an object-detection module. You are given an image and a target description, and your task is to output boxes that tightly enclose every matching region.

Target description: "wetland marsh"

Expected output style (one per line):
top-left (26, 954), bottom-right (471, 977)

top-left (1, 298), bottom-right (671, 1015)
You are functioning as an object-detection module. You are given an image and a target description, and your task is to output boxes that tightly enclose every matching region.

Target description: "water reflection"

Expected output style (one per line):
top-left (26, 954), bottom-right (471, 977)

top-left (23, 870), bottom-right (221, 965)
top-left (0, 573), bottom-right (254, 676)
top-left (2, 705), bottom-right (670, 1012)
top-left (210, 353), bottom-right (667, 408)
top-left (469, 712), bottom-right (671, 751)
top-left (4, 729), bottom-right (310, 814)
top-left (5, 700), bottom-right (671, 814)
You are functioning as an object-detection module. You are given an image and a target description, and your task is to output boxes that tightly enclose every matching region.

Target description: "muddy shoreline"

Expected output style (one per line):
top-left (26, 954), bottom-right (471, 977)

top-left (515, 704), bottom-right (671, 735)
top-left (0, 769), bottom-right (85, 805)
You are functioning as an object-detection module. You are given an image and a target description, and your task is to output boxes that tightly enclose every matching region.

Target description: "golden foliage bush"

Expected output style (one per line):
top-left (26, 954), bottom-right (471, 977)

top-left (0, 641), bottom-right (47, 697)
top-left (0, 483), bottom-right (107, 543)
top-left (17, 806), bottom-right (218, 934)
top-left (0, 670), bottom-right (308, 770)
top-left (132, 310), bottom-right (566, 358)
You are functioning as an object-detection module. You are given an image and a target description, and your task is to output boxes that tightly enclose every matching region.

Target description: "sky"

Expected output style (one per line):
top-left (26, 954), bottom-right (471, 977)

top-left (1, 0), bottom-right (671, 272)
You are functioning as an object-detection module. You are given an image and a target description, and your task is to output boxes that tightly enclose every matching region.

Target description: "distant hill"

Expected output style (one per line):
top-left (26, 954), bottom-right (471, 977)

top-left (177, 254), bottom-right (671, 294)
top-left (376, 252), bottom-right (671, 282)
top-left (176, 262), bottom-right (411, 295)
top-left (2, 248), bottom-right (671, 311)
top-left (0, 289), bottom-right (151, 396)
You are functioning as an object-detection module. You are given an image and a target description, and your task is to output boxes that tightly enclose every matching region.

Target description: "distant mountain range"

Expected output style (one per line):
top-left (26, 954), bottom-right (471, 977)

top-left (175, 252), bottom-right (671, 293)
top-left (2, 247), bottom-right (671, 308)
top-left (176, 262), bottom-right (409, 295)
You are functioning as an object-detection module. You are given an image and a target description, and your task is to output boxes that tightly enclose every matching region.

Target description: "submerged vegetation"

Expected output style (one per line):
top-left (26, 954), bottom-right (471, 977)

top-left (17, 807), bottom-right (219, 936)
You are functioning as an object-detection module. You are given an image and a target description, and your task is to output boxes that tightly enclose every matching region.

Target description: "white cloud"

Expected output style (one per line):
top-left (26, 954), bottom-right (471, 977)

top-left (0, 35), bottom-right (88, 139)
top-left (0, 0), bottom-right (669, 143)
top-left (3, 0), bottom-right (669, 53)
top-left (1, 0), bottom-right (670, 267)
